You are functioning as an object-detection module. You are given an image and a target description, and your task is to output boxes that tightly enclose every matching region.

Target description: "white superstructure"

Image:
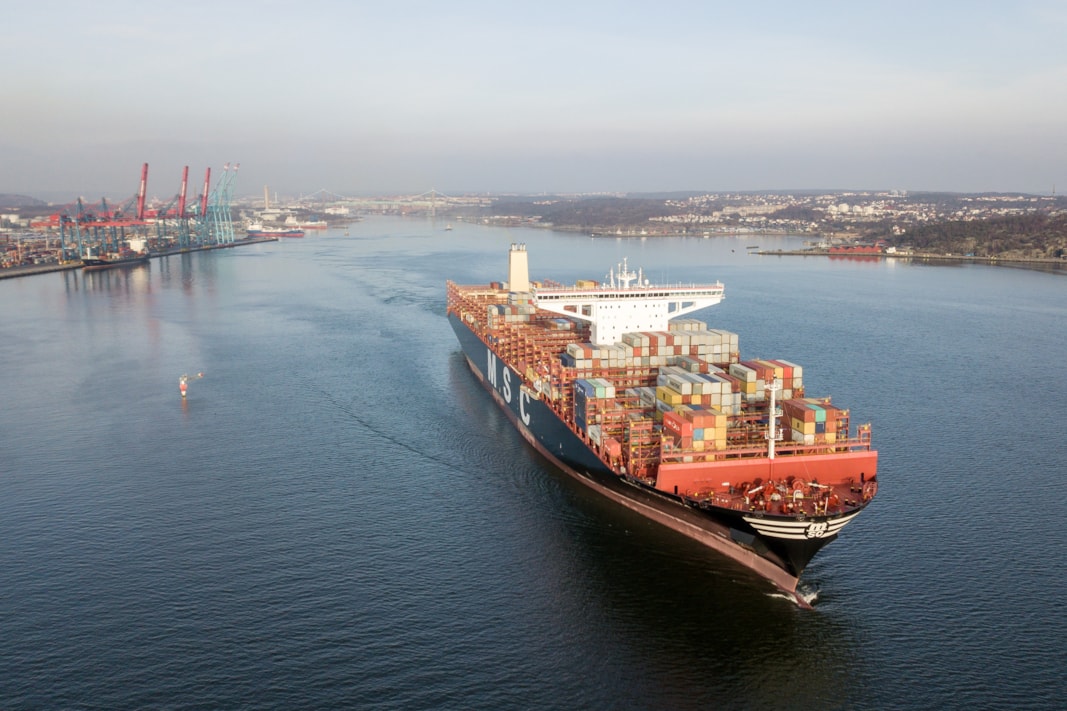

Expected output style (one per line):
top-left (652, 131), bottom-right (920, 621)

top-left (507, 243), bottom-right (725, 345)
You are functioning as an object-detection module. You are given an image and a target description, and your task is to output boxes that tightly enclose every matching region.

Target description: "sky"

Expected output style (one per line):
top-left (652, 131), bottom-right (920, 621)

top-left (2, 0), bottom-right (1066, 201)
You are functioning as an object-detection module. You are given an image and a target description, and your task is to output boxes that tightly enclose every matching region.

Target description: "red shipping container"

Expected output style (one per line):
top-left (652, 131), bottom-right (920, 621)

top-left (663, 410), bottom-right (693, 437)
top-left (719, 373), bottom-right (742, 392)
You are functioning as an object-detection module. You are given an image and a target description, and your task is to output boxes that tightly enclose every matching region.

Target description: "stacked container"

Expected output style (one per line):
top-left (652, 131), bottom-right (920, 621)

top-left (654, 366), bottom-right (742, 416)
top-left (728, 362), bottom-right (762, 402)
top-left (747, 359), bottom-right (803, 399)
top-left (487, 302), bottom-right (536, 329)
top-left (670, 355), bottom-right (710, 373)
top-left (565, 342), bottom-right (632, 370)
top-left (662, 406), bottom-right (728, 452)
top-left (780, 398), bottom-right (844, 445)
top-left (617, 323), bottom-right (739, 368)
top-left (574, 378), bottom-right (617, 433)
top-left (626, 386), bottom-right (659, 410)
top-left (547, 318), bottom-right (576, 331)
top-left (729, 359), bottom-right (805, 402)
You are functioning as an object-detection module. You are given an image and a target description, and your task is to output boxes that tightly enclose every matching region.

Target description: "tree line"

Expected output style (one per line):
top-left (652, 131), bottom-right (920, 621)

top-left (867, 214), bottom-right (1067, 259)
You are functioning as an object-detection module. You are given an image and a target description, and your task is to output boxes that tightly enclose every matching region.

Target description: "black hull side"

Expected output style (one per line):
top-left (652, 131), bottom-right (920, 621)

top-left (449, 313), bottom-right (613, 476)
top-left (448, 313), bottom-right (825, 601)
top-left (82, 255), bottom-right (150, 271)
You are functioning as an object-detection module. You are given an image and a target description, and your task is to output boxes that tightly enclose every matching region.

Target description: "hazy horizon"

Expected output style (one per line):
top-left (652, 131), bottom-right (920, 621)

top-left (3, 1), bottom-right (1065, 201)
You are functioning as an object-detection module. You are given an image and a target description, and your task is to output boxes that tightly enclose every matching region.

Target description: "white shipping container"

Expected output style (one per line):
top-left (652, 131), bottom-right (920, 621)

top-left (666, 375), bottom-right (692, 395)
top-left (729, 363), bottom-right (757, 382)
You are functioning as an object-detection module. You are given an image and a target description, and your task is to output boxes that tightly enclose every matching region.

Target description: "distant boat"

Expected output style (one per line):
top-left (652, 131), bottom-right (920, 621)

top-left (179, 372), bottom-right (203, 398)
top-left (247, 223), bottom-right (305, 238)
top-left (81, 247), bottom-right (150, 271)
top-left (445, 224), bottom-right (453, 231)
top-left (280, 215), bottom-right (328, 230)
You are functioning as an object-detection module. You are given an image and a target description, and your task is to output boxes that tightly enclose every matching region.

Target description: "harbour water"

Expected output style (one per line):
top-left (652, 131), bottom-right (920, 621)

top-left (1, 217), bottom-right (1065, 709)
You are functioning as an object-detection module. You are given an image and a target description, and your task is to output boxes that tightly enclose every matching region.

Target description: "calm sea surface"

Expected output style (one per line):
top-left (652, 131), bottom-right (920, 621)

top-left (2, 217), bottom-right (1065, 709)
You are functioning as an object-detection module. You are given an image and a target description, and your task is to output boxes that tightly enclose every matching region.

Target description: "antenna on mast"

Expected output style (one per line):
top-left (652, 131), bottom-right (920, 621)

top-left (766, 379), bottom-right (783, 459)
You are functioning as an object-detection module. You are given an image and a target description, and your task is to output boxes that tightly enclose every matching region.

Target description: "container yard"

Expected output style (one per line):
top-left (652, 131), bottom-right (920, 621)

top-left (0, 162), bottom-right (262, 277)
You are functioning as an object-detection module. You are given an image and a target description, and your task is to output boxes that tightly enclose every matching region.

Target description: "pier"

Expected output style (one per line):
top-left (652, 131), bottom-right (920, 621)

top-left (0, 236), bottom-right (278, 280)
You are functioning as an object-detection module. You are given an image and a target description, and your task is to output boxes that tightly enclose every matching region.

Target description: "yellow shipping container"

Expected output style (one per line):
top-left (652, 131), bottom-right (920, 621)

top-left (657, 386), bottom-right (683, 406)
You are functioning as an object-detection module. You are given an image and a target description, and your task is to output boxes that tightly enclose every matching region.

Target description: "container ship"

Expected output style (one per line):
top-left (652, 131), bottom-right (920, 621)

top-left (81, 244), bottom-right (150, 270)
top-left (82, 253), bottom-right (150, 270)
top-left (447, 244), bottom-right (878, 605)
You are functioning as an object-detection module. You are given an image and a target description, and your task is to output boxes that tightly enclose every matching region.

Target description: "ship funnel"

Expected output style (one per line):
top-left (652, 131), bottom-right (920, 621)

top-left (507, 242), bottom-right (530, 292)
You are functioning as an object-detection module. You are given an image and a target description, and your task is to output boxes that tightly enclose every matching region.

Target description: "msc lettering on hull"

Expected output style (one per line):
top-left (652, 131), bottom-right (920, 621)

top-left (487, 348), bottom-right (531, 425)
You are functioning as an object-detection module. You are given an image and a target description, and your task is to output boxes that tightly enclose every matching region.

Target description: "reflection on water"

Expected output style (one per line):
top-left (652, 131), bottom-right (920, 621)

top-left (62, 261), bottom-right (152, 293)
